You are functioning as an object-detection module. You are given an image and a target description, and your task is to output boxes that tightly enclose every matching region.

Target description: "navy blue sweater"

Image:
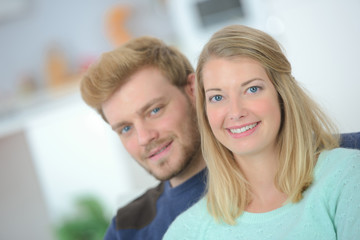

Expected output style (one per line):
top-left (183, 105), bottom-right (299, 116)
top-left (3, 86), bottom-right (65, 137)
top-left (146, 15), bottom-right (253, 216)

top-left (104, 168), bottom-right (207, 240)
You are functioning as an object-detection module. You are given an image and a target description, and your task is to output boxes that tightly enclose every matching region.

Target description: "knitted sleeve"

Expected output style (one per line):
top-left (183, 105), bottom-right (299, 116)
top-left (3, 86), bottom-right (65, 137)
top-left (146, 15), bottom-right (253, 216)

top-left (332, 149), bottom-right (360, 240)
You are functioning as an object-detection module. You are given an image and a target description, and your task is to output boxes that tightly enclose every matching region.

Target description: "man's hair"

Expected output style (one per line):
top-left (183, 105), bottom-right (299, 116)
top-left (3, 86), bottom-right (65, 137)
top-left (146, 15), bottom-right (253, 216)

top-left (195, 25), bottom-right (339, 225)
top-left (80, 36), bottom-right (194, 121)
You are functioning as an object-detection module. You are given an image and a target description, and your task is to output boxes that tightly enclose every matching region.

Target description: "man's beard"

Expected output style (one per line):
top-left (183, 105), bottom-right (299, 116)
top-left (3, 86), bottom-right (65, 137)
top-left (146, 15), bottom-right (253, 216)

top-left (145, 101), bottom-right (201, 181)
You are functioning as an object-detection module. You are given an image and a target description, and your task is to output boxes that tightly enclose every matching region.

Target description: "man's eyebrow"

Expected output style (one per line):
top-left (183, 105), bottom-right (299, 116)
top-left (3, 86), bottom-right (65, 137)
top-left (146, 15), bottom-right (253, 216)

top-left (136, 97), bottom-right (164, 115)
top-left (111, 121), bottom-right (128, 131)
top-left (205, 78), bottom-right (264, 93)
top-left (110, 97), bottom-right (164, 131)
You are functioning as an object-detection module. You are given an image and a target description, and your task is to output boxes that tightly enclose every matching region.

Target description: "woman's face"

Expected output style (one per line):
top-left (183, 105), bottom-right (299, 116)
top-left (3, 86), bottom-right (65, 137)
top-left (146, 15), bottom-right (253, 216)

top-left (203, 57), bottom-right (281, 159)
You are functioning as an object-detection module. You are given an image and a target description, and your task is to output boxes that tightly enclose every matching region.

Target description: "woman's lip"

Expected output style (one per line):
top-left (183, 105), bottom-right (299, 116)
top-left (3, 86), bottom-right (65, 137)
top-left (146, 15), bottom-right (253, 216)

top-left (227, 121), bottom-right (260, 131)
top-left (226, 121), bottom-right (260, 137)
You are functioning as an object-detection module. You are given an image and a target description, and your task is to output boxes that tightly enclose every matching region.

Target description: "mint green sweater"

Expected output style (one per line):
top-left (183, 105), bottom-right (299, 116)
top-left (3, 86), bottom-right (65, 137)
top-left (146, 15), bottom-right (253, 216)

top-left (164, 148), bottom-right (360, 240)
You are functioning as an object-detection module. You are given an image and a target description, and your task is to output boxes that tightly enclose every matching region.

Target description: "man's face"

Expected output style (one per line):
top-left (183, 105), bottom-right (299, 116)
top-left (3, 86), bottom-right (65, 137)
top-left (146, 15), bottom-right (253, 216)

top-left (102, 67), bottom-right (201, 182)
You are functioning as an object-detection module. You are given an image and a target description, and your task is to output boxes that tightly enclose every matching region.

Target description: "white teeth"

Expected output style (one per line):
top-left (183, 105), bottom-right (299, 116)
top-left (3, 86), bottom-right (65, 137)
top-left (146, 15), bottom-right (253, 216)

top-left (230, 123), bottom-right (258, 134)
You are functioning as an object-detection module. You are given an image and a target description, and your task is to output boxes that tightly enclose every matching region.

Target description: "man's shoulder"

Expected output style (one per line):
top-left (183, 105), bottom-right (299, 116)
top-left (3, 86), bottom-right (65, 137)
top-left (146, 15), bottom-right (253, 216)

top-left (115, 182), bottom-right (165, 230)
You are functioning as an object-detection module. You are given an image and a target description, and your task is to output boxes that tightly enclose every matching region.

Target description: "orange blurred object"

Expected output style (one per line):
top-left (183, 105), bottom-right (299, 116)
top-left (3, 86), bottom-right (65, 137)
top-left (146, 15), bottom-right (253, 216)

top-left (46, 47), bottom-right (67, 88)
top-left (45, 46), bottom-right (83, 89)
top-left (106, 6), bottom-right (132, 47)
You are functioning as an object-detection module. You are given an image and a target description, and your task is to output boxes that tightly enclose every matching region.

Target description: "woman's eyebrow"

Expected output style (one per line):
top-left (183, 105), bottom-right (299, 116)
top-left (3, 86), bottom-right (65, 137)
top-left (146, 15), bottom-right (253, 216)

top-left (205, 78), bottom-right (265, 93)
top-left (205, 88), bottom-right (221, 93)
top-left (241, 78), bottom-right (264, 87)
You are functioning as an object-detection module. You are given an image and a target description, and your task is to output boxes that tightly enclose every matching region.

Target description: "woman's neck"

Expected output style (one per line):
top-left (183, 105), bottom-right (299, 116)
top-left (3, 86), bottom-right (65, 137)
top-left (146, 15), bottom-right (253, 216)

top-left (235, 148), bottom-right (288, 213)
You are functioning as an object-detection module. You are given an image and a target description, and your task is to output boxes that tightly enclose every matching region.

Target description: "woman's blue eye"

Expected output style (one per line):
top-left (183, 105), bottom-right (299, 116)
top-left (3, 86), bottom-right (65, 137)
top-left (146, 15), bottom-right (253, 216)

top-left (151, 107), bottom-right (160, 115)
top-left (211, 95), bottom-right (223, 102)
top-left (248, 86), bottom-right (259, 93)
top-left (121, 126), bottom-right (131, 134)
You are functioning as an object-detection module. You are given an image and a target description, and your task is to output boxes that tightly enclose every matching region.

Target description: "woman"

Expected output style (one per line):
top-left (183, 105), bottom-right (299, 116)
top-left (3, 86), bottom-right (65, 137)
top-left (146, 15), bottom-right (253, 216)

top-left (164, 25), bottom-right (360, 239)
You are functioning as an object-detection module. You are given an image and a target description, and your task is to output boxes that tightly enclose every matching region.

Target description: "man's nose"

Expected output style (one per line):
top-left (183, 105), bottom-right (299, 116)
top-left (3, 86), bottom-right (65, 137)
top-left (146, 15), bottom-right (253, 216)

top-left (137, 123), bottom-right (158, 146)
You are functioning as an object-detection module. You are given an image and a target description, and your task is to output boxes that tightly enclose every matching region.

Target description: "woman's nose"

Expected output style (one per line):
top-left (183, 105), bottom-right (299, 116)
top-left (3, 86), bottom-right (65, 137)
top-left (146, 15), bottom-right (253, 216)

top-left (228, 98), bottom-right (247, 121)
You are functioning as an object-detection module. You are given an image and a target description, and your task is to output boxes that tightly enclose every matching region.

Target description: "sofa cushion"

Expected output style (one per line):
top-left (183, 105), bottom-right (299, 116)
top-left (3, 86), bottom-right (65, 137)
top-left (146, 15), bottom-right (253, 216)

top-left (340, 132), bottom-right (360, 150)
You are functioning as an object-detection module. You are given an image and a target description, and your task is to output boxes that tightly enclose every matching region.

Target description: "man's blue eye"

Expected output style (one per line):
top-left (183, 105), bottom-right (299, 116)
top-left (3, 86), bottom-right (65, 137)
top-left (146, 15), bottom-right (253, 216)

top-left (211, 95), bottom-right (223, 102)
top-left (121, 126), bottom-right (131, 134)
top-left (248, 86), bottom-right (259, 93)
top-left (151, 107), bottom-right (160, 115)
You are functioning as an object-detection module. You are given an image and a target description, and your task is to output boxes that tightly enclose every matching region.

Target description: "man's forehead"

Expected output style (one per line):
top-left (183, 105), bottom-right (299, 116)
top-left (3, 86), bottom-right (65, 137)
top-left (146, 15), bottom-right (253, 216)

top-left (102, 67), bottom-right (182, 123)
top-left (103, 86), bottom-right (172, 126)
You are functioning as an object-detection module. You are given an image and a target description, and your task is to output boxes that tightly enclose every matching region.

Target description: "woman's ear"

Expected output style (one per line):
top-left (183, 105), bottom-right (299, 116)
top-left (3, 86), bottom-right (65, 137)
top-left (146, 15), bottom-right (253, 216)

top-left (185, 73), bottom-right (196, 100)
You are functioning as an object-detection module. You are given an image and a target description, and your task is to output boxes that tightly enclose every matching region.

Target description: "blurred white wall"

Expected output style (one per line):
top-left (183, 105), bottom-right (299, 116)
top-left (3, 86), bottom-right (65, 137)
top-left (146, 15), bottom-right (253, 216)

top-left (267, 0), bottom-right (360, 133)
top-left (0, 130), bottom-right (54, 240)
top-left (23, 92), bottom-right (153, 220)
top-left (168, 0), bottom-right (360, 133)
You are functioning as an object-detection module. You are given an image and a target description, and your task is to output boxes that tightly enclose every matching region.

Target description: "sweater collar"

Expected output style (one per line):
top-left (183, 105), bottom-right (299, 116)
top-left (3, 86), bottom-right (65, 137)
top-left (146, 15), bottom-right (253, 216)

top-left (164, 168), bottom-right (207, 197)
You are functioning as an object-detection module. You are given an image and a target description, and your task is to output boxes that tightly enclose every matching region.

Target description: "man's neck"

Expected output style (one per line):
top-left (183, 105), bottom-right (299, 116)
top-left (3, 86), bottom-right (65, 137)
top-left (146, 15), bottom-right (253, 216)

top-left (169, 152), bottom-right (206, 188)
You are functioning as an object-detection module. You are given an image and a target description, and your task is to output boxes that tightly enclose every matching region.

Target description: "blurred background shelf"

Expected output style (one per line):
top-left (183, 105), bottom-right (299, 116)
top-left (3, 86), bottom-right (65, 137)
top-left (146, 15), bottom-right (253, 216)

top-left (0, 80), bottom-right (80, 137)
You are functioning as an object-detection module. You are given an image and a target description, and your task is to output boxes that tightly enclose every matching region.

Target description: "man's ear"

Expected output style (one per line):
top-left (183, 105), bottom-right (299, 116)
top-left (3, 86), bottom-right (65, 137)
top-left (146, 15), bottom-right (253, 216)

top-left (185, 73), bottom-right (196, 100)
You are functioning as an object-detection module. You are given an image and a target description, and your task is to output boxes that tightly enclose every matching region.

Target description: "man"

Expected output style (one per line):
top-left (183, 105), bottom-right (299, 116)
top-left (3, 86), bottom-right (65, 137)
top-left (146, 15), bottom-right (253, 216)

top-left (80, 36), bottom-right (206, 239)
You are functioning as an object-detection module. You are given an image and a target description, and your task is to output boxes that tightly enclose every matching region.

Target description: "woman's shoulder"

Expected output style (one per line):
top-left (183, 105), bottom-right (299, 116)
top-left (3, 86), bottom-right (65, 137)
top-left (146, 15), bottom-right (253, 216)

top-left (172, 196), bottom-right (209, 224)
top-left (163, 197), bottom-right (210, 239)
top-left (314, 148), bottom-right (360, 191)
top-left (314, 148), bottom-right (360, 238)
top-left (317, 147), bottom-right (360, 172)
top-left (176, 196), bottom-right (208, 219)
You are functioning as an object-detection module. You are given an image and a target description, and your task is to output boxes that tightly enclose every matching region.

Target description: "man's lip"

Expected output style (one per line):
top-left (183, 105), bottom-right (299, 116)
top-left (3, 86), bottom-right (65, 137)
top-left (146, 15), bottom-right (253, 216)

top-left (147, 141), bottom-right (173, 158)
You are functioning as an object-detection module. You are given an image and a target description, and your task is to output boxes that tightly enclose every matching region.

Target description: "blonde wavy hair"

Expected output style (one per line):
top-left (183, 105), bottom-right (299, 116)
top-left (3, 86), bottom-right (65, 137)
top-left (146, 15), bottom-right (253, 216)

top-left (195, 25), bottom-right (339, 225)
top-left (80, 36), bottom-right (194, 121)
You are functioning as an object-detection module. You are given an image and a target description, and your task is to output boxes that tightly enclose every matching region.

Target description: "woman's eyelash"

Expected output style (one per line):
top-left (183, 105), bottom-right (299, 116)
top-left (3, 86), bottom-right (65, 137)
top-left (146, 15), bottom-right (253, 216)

top-left (209, 95), bottom-right (223, 102)
top-left (247, 86), bottom-right (262, 93)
